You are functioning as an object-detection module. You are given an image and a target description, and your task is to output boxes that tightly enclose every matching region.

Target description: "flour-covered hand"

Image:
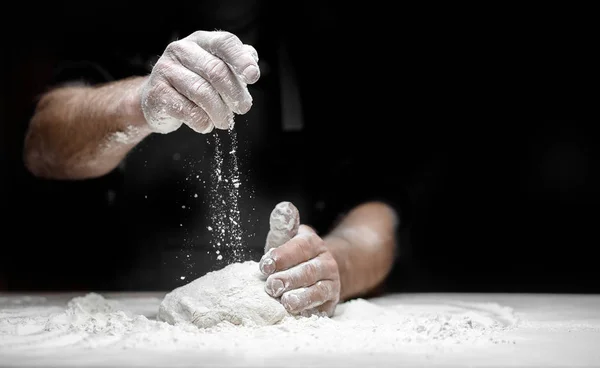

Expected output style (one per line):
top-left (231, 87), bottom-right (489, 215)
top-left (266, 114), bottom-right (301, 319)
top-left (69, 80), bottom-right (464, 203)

top-left (259, 225), bottom-right (341, 317)
top-left (140, 30), bottom-right (259, 134)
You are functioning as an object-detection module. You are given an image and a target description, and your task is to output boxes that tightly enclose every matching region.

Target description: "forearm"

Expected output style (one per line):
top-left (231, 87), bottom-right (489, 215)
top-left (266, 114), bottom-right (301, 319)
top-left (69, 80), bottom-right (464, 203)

top-left (324, 201), bottom-right (399, 301)
top-left (24, 76), bottom-right (151, 180)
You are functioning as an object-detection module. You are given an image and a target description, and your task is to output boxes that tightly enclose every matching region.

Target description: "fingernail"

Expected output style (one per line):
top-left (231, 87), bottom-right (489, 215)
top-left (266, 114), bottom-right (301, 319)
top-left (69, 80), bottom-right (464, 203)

top-left (260, 257), bottom-right (275, 275)
top-left (266, 278), bottom-right (284, 297)
top-left (242, 65), bottom-right (260, 84)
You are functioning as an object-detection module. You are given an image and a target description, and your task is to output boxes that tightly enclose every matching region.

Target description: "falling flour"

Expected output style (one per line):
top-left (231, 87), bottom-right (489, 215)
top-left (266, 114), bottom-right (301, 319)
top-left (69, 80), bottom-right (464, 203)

top-left (0, 291), bottom-right (519, 357)
top-left (206, 127), bottom-right (246, 262)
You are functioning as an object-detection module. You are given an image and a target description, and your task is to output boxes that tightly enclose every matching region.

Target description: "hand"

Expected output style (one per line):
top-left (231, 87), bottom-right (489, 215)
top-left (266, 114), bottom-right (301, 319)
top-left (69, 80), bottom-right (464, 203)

top-left (140, 30), bottom-right (260, 134)
top-left (259, 203), bottom-right (341, 317)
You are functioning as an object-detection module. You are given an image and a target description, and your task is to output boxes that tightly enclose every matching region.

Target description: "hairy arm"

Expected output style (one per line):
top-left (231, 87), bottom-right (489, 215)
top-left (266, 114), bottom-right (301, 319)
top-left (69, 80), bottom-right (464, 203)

top-left (324, 201), bottom-right (398, 301)
top-left (24, 76), bottom-right (151, 180)
top-left (24, 31), bottom-right (260, 180)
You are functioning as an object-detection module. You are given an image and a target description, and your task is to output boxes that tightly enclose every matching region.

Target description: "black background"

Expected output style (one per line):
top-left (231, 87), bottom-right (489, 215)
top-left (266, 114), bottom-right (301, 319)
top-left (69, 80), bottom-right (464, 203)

top-left (1, 1), bottom-right (598, 293)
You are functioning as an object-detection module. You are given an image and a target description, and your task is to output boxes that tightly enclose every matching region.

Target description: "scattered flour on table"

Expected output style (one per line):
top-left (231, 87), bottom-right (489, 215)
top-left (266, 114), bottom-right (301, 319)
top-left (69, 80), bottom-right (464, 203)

top-left (0, 289), bottom-right (520, 355)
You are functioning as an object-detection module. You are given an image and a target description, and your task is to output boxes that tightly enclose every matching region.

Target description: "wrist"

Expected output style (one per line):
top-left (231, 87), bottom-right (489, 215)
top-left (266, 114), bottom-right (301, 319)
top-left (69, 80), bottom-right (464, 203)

top-left (121, 76), bottom-right (152, 134)
top-left (323, 233), bottom-right (353, 299)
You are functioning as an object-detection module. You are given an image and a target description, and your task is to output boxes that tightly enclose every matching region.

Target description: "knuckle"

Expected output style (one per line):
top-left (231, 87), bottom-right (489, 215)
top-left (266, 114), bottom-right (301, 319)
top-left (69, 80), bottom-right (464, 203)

top-left (190, 78), bottom-right (210, 96)
top-left (304, 262), bottom-right (319, 280)
top-left (165, 40), bottom-right (188, 56)
top-left (190, 30), bottom-right (204, 40)
top-left (204, 58), bottom-right (230, 83)
top-left (295, 236), bottom-right (311, 253)
top-left (300, 241), bottom-right (316, 260)
top-left (217, 32), bottom-right (241, 49)
top-left (317, 281), bottom-right (333, 299)
top-left (151, 59), bottom-right (173, 79)
top-left (303, 233), bottom-right (317, 246)
top-left (322, 257), bottom-right (337, 274)
top-left (322, 252), bottom-right (337, 266)
top-left (192, 110), bottom-right (210, 125)
top-left (186, 107), bottom-right (209, 126)
top-left (244, 44), bottom-right (258, 57)
top-left (161, 90), bottom-right (179, 106)
top-left (308, 233), bottom-right (326, 250)
top-left (144, 82), bottom-right (172, 107)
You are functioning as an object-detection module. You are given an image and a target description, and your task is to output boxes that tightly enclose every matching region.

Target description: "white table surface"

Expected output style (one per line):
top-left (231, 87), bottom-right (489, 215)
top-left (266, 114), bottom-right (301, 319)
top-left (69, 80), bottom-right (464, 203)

top-left (1, 292), bottom-right (599, 367)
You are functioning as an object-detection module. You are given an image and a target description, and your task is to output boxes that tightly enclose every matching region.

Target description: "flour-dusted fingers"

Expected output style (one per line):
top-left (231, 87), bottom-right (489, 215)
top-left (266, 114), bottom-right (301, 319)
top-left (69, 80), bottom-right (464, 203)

top-left (186, 30), bottom-right (260, 84)
top-left (259, 217), bottom-right (342, 316)
top-left (260, 225), bottom-right (325, 276)
top-left (140, 30), bottom-right (260, 134)
top-left (141, 41), bottom-right (231, 132)
top-left (264, 252), bottom-right (338, 298)
top-left (141, 78), bottom-right (211, 134)
top-left (159, 62), bottom-right (233, 130)
top-left (167, 38), bottom-right (254, 115)
top-left (280, 280), bottom-right (340, 316)
top-left (310, 299), bottom-right (337, 318)
top-left (243, 44), bottom-right (259, 63)
top-left (264, 201), bottom-right (300, 254)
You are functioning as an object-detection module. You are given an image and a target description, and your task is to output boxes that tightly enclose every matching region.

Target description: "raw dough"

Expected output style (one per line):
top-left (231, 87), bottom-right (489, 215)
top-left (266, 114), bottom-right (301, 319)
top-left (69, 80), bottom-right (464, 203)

top-left (158, 261), bottom-right (289, 328)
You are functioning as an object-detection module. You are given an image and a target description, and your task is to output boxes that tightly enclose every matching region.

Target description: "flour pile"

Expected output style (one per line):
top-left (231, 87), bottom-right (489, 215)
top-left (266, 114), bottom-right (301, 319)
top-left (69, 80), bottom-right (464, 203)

top-left (0, 290), bottom-right (519, 355)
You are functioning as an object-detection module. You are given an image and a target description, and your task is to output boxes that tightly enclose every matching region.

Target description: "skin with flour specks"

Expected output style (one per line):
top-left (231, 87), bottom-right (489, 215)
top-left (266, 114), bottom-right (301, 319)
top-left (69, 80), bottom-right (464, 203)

top-left (23, 30), bottom-right (259, 180)
top-left (264, 201), bottom-right (300, 254)
top-left (259, 201), bottom-right (398, 318)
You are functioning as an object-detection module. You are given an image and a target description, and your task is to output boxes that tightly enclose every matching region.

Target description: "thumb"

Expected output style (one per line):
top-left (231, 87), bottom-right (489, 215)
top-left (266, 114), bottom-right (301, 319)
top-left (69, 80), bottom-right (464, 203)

top-left (297, 224), bottom-right (316, 236)
top-left (264, 201), bottom-right (300, 253)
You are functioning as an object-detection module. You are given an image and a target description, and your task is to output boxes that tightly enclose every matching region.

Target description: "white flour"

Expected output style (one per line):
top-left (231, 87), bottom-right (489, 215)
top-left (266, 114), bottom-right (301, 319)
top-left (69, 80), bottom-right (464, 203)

top-left (0, 291), bottom-right (519, 355)
top-left (206, 128), bottom-right (246, 262)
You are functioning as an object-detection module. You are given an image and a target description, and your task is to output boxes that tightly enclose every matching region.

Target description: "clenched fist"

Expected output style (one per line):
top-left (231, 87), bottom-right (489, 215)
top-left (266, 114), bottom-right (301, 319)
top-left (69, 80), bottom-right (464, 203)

top-left (140, 30), bottom-right (260, 134)
top-left (260, 202), bottom-right (341, 317)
